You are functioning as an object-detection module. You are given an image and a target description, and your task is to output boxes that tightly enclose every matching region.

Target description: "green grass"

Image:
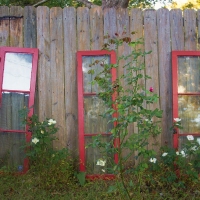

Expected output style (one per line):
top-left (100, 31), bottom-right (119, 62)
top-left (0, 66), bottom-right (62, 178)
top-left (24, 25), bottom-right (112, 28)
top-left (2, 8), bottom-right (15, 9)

top-left (1, 171), bottom-right (200, 200)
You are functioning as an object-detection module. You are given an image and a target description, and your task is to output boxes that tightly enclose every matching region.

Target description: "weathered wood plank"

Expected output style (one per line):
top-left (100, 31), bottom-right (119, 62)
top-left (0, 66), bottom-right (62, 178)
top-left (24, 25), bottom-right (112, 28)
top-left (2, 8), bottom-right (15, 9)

top-left (183, 9), bottom-right (197, 50)
top-left (90, 7), bottom-right (103, 50)
top-left (104, 8), bottom-right (117, 49)
top-left (116, 8), bottom-right (132, 163)
top-left (144, 9), bottom-right (160, 150)
top-left (0, 6), bottom-right (9, 46)
top-left (0, 6), bottom-right (10, 163)
top-left (9, 6), bottom-right (23, 47)
top-left (24, 6), bottom-right (37, 48)
top-left (24, 6), bottom-right (38, 115)
top-left (50, 7), bottom-right (65, 149)
top-left (6, 6), bottom-right (24, 168)
top-left (197, 10), bottom-right (200, 49)
top-left (130, 8), bottom-right (143, 50)
top-left (117, 8), bottom-right (130, 85)
top-left (157, 8), bottom-right (172, 146)
top-left (170, 9), bottom-right (184, 50)
top-left (77, 7), bottom-right (90, 50)
top-left (63, 7), bottom-right (77, 152)
top-left (36, 6), bottom-right (51, 120)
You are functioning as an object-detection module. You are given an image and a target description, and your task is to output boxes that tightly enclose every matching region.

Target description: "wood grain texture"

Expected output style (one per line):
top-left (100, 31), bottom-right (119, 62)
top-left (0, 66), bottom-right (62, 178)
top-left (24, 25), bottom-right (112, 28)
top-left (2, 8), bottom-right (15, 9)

top-left (117, 8), bottom-right (130, 83)
top-left (144, 9), bottom-right (161, 150)
top-left (157, 8), bottom-right (172, 146)
top-left (0, 6), bottom-right (9, 46)
top-left (90, 7), bottom-right (103, 50)
top-left (197, 10), bottom-right (200, 49)
top-left (130, 8), bottom-right (144, 91)
top-left (24, 6), bottom-right (37, 48)
top-left (170, 9), bottom-right (184, 51)
top-left (104, 8), bottom-right (117, 49)
top-left (9, 6), bottom-right (23, 47)
top-left (184, 9), bottom-right (197, 50)
top-left (50, 7), bottom-right (65, 149)
top-left (63, 7), bottom-right (77, 152)
top-left (36, 6), bottom-right (51, 120)
top-left (77, 7), bottom-right (90, 50)
top-left (116, 8), bottom-right (132, 162)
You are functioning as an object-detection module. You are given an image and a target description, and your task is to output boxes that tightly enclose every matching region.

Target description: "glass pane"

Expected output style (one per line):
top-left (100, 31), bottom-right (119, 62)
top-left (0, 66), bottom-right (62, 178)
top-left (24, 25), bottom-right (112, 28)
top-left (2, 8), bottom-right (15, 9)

top-left (0, 132), bottom-right (25, 171)
top-left (178, 56), bottom-right (200, 93)
top-left (85, 136), bottom-right (114, 174)
top-left (0, 92), bottom-right (29, 130)
top-left (3, 53), bottom-right (33, 91)
top-left (84, 96), bottom-right (113, 134)
top-left (82, 55), bottom-right (110, 93)
top-left (178, 95), bottom-right (200, 133)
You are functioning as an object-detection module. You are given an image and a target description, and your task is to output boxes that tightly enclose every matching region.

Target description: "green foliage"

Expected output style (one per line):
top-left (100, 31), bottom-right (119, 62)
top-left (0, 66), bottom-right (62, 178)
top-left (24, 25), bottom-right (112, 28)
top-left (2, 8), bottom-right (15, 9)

top-left (0, 0), bottom-right (84, 7)
top-left (75, 171), bottom-right (86, 186)
top-left (87, 32), bottom-right (163, 199)
top-left (19, 108), bottom-right (76, 191)
top-left (0, 0), bottom-right (171, 8)
top-left (146, 142), bottom-right (200, 193)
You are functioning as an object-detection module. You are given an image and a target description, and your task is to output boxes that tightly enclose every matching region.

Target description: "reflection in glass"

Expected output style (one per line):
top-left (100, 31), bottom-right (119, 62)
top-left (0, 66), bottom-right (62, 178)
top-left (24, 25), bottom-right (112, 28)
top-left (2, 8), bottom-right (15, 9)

top-left (178, 56), bottom-right (200, 93)
top-left (0, 132), bottom-right (25, 170)
top-left (82, 55), bottom-right (110, 93)
top-left (3, 53), bottom-right (33, 91)
top-left (85, 136), bottom-right (113, 174)
top-left (0, 92), bottom-right (29, 130)
top-left (178, 95), bottom-right (200, 133)
top-left (84, 96), bottom-right (113, 134)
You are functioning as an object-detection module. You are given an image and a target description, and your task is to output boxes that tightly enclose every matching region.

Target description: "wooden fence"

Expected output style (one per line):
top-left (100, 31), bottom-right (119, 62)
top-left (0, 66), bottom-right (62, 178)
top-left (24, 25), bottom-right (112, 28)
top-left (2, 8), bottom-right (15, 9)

top-left (0, 6), bottom-right (199, 154)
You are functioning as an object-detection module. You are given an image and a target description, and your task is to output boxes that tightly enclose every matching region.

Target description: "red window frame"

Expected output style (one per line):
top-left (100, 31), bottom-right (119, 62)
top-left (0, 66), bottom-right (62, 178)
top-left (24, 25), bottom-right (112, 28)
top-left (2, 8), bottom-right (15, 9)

top-left (0, 47), bottom-right (38, 173)
top-left (77, 50), bottom-right (117, 179)
top-left (172, 51), bottom-right (200, 149)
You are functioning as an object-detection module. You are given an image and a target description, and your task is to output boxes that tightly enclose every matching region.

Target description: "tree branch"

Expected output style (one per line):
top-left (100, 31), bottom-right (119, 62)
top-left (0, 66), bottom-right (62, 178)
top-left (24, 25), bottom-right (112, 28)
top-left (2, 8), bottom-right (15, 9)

top-left (33, 0), bottom-right (49, 7)
top-left (76, 0), bottom-right (94, 8)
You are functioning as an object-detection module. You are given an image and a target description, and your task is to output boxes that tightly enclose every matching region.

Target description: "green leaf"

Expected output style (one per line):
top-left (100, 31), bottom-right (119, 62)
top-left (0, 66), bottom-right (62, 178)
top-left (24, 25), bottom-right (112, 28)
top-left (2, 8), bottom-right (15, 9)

top-left (76, 172), bottom-right (86, 186)
top-left (107, 185), bottom-right (117, 193)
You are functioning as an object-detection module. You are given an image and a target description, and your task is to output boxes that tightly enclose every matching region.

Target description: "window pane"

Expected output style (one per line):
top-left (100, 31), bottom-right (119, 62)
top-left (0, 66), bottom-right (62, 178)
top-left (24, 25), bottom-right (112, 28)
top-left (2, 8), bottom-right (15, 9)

top-left (0, 132), bottom-right (25, 171)
top-left (0, 92), bottom-right (29, 130)
top-left (84, 96), bottom-right (113, 134)
top-left (85, 136), bottom-right (114, 174)
top-left (3, 53), bottom-right (33, 91)
top-left (82, 55), bottom-right (110, 93)
top-left (178, 56), bottom-right (200, 93)
top-left (178, 95), bottom-right (200, 133)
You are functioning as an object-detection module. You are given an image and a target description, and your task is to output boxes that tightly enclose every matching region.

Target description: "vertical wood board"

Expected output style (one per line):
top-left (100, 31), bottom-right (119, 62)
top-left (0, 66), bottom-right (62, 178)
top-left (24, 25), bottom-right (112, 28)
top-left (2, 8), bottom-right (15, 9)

top-left (170, 9), bottom-right (184, 50)
top-left (0, 6), bottom-right (9, 46)
top-left (77, 7), bottom-right (90, 50)
top-left (144, 9), bottom-right (160, 150)
top-left (24, 6), bottom-right (37, 48)
top-left (50, 7), bottom-right (65, 148)
top-left (157, 8), bottom-right (172, 146)
top-left (90, 7), bottom-right (103, 50)
top-left (36, 6), bottom-right (51, 120)
top-left (104, 8), bottom-right (117, 49)
top-left (184, 9), bottom-right (197, 50)
top-left (9, 6), bottom-right (23, 47)
top-left (197, 10), bottom-right (200, 49)
top-left (63, 7), bottom-right (77, 151)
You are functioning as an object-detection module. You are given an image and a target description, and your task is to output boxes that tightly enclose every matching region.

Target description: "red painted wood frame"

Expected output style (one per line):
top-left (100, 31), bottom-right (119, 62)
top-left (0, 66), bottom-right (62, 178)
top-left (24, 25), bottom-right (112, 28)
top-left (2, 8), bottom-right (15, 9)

top-left (0, 47), bottom-right (38, 173)
top-left (77, 50), bottom-right (117, 179)
top-left (172, 51), bottom-right (200, 149)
